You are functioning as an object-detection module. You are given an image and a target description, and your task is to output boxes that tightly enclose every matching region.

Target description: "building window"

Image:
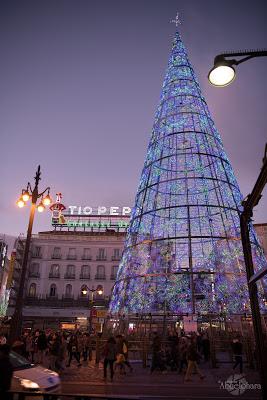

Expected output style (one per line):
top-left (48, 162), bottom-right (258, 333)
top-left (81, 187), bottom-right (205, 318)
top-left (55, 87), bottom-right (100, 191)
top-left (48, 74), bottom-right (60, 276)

top-left (96, 265), bottom-right (105, 279)
top-left (65, 265), bottom-right (75, 279)
top-left (65, 284), bottom-right (72, 298)
top-left (112, 249), bottom-right (120, 261)
top-left (49, 264), bottom-right (60, 278)
top-left (52, 247), bottom-right (61, 259)
top-left (32, 246), bottom-right (42, 258)
top-left (28, 283), bottom-right (36, 297)
top-left (97, 248), bottom-right (106, 261)
top-left (80, 265), bottom-right (90, 279)
top-left (67, 248), bottom-right (76, 260)
top-left (111, 266), bottom-right (119, 280)
top-left (49, 284), bottom-right (57, 297)
top-left (82, 248), bottom-right (91, 260)
top-left (29, 263), bottom-right (40, 278)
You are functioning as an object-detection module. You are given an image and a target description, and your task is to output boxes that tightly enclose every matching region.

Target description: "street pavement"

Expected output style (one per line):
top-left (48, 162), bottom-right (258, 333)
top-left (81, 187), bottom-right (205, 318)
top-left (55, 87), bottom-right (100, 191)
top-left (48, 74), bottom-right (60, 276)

top-left (60, 358), bottom-right (261, 399)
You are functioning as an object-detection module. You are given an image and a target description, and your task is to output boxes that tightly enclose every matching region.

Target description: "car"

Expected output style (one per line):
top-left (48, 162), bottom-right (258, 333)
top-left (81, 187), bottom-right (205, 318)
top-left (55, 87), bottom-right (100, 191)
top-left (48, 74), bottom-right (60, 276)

top-left (10, 350), bottom-right (61, 394)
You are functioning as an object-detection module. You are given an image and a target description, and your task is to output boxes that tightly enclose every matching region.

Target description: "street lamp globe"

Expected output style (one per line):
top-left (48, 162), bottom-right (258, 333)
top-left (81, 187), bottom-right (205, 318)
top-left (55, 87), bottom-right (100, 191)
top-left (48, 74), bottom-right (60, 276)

top-left (208, 64), bottom-right (236, 87)
top-left (17, 198), bottom-right (25, 208)
top-left (82, 288), bottom-right (88, 296)
top-left (37, 201), bottom-right (45, 212)
top-left (22, 191), bottom-right (30, 202)
top-left (43, 193), bottom-right (52, 206)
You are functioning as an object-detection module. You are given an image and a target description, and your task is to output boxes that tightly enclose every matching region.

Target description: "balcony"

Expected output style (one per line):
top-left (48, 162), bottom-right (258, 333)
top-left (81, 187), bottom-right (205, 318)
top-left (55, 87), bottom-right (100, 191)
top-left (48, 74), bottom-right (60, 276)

top-left (80, 274), bottom-right (91, 280)
top-left (24, 295), bottom-right (109, 308)
top-left (95, 274), bottom-right (106, 280)
top-left (28, 271), bottom-right (40, 278)
top-left (51, 254), bottom-right (62, 259)
top-left (96, 256), bottom-right (107, 261)
top-left (67, 255), bottom-right (77, 260)
top-left (32, 254), bottom-right (42, 259)
top-left (81, 255), bottom-right (92, 260)
top-left (49, 273), bottom-right (60, 279)
top-left (111, 256), bottom-right (121, 261)
top-left (110, 275), bottom-right (116, 280)
top-left (64, 273), bottom-right (75, 279)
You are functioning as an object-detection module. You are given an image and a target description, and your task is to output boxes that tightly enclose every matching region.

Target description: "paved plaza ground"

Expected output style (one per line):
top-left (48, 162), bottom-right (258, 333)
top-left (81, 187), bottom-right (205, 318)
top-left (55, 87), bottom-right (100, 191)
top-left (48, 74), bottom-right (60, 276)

top-left (60, 357), bottom-right (261, 399)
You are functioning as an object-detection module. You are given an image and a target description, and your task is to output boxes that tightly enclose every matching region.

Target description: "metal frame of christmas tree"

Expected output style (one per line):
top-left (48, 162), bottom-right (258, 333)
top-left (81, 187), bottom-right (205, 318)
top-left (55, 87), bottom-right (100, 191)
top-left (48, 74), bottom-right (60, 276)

top-left (110, 31), bottom-right (267, 316)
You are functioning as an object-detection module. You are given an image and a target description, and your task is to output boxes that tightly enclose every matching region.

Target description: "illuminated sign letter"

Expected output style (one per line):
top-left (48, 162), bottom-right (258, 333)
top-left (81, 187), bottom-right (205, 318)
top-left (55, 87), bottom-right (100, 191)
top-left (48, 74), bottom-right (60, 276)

top-left (98, 206), bottom-right (107, 215)
top-left (69, 206), bottom-right (77, 214)
top-left (83, 207), bottom-right (92, 215)
top-left (110, 206), bottom-right (119, 215)
top-left (122, 206), bottom-right (131, 216)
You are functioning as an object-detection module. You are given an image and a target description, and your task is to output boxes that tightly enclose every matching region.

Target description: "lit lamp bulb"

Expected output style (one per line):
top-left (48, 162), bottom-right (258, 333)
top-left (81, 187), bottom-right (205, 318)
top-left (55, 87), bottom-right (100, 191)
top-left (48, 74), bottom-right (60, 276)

top-left (97, 288), bottom-right (103, 295)
top-left (17, 198), bottom-right (25, 208)
top-left (37, 201), bottom-right (45, 212)
top-left (208, 62), bottom-right (236, 87)
top-left (43, 194), bottom-right (52, 206)
top-left (22, 191), bottom-right (30, 202)
top-left (82, 289), bottom-right (88, 295)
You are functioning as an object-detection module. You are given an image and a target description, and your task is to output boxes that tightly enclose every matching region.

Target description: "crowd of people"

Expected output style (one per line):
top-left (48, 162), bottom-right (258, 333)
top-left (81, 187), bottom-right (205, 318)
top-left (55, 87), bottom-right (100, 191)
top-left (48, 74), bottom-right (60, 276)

top-left (0, 327), bottom-right (247, 393)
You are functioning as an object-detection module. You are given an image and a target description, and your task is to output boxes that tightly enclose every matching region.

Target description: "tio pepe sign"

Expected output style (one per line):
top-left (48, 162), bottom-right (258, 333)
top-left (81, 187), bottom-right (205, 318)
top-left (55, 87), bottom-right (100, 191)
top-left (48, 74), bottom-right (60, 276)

top-left (67, 206), bottom-right (131, 216)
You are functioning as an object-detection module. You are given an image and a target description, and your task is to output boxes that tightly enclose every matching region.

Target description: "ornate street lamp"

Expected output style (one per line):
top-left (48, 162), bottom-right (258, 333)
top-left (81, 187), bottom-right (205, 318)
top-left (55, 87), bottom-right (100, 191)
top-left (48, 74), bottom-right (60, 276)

top-left (9, 165), bottom-right (51, 342)
top-left (81, 285), bottom-right (104, 333)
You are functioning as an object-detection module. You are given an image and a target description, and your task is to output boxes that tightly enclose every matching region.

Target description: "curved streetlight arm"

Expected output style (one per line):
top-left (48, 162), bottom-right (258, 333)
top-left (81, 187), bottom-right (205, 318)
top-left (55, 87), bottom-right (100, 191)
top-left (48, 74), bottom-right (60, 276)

top-left (214, 50), bottom-right (267, 67)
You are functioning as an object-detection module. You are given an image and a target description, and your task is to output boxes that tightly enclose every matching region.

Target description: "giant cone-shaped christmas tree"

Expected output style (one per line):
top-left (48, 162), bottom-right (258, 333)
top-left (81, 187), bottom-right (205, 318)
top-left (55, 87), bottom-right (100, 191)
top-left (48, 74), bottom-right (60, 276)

top-left (110, 32), bottom-right (267, 315)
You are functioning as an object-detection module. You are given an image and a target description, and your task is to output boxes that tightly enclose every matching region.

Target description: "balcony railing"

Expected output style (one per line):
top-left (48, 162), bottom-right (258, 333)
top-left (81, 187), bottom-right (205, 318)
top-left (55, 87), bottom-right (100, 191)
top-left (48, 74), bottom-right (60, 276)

top-left (64, 273), bottom-right (75, 279)
top-left (28, 272), bottom-right (40, 278)
top-left (24, 296), bottom-right (109, 308)
top-left (80, 274), bottom-right (91, 280)
top-left (49, 273), bottom-right (60, 279)
top-left (51, 254), bottom-right (62, 259)
top-left (31, 254), bottom-right (42, 259)
top-left (96, 256), bottom-right (107, 261)
top-left (81, 255), bottom-right (92, 260)
top-left (110, 275), bottom-right (116, 280)
top-left (67, 255), bottom-right (77, 260)
top-left (95, 274), bottom-right (106, 280)
top-left (111, 256), bottom-right (121, 261)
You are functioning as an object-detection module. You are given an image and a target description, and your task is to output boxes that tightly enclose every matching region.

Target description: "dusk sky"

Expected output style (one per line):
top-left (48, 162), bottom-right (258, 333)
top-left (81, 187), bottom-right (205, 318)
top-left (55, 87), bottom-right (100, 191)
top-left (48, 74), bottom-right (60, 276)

top-left (1, 0), bottom-right (266, 237)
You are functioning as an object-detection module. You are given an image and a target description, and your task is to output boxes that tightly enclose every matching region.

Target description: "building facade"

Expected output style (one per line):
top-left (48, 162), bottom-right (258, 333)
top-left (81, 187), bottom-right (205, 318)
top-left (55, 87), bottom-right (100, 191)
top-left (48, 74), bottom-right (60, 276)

top-left (254, 223), bottom-right (267, 257)
top-left (9, 230), bottom-right (125, 331)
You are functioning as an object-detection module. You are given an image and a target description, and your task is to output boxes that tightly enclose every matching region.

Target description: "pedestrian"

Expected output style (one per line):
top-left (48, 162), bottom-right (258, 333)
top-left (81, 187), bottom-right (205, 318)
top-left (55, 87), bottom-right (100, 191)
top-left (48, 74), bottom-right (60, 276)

top-left (83, 333), bottom-right (92, 362)
top-left (67, 335), bottom-right (81, 367)
top-left (232, 337), bottom-right (243, 374)
top-left (150, 332), bottom-right (166, 373)
top-left (202, 333), bottom-right (210, 362)
top-left (48, 333), bottom-right (61, 371)
top-left (179, 336), bottom-right (188, 374)
top-left (184, 338), bottom-right (205, 382)
top-left (37, 331), bottom-right (47, 364)
top-left (122, 336), bottom-right (133, 372)
top-left (0, 344), bottom-right (13, 400)
top-left (103, 337), bottom-right (117, 381)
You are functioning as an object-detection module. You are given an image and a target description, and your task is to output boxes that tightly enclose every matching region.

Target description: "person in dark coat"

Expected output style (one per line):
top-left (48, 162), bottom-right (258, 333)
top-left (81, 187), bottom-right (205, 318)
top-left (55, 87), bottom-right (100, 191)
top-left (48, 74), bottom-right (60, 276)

top-left (0, 344), bottom-right (13, 400)
top-left (232, 338), bottom-right (243, 374)
top-left (202, 333), bottom-right (210, 362)
top-left (103, 337), bottom-right (117, 381)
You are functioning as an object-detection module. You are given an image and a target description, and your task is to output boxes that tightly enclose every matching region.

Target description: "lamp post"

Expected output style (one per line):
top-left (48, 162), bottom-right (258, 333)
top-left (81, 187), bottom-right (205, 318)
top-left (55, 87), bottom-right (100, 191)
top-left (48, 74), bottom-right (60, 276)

top-left (81, 285), bottom-right (103, 333)
top-left (208, 52), bottom-right (267, 399)
top-left (9, 165), bottom-right (51, 343)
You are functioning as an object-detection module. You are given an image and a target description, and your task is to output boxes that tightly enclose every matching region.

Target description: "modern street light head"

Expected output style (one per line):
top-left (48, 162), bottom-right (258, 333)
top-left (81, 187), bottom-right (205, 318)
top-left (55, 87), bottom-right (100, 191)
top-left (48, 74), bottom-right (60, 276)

top-left (22, 190), bottom-right (30, 202)
top-left (37, 201), bottom-right (45, 213)
top-left (17, 198), bottom-right (25, 208)
top-left (43, 193), bottom-right (52, 206)
top-left (208, 57), bottom-right (236, 87)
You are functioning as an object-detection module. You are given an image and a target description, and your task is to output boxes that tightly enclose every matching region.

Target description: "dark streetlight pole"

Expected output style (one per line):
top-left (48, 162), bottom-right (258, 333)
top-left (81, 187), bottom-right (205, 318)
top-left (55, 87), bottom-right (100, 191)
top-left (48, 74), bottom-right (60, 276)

top-left (208, 50), bottom-right (267, 399)
top-left (9, 166), bottom-right (51, 343)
